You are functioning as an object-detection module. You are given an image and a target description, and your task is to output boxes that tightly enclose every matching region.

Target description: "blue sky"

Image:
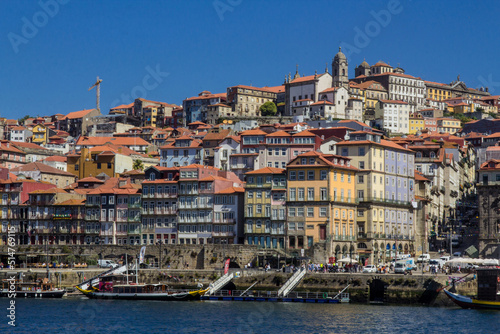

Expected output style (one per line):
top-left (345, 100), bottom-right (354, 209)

top-left (1, 0), bottom-right (499, 120)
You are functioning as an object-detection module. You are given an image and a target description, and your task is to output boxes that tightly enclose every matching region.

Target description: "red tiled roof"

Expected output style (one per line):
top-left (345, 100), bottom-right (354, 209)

top-left (290, 73), bottom-right (327, 84)
top-left (111, 103), bottom-right (134, 110)
top-left (372, 61), bottom-right (392, 68)
top-left (64, 109), bottom-right (96, 120)
top-left (11, 162), bottom-right (76, 177)
top-left (76, 136), bottom-right (150, 147)
top-left (266, 130), bottom-right (291, 137)
top-left (184, 93), bottom-right (227, 101)
top-left (292, 130), bottom-right (317, 137)
top-left (245, 167), bottom-right (285, 175)
top-left (43, 156), bottom-right (67, 162)
top-left (414, 170), bottom-right (430, 182)
top-left (240, 129), bottom-right (267, 136)
top-left (215, 186), bottom-right (245, 194)
top-left (311, 100), bottom-right (334, 106)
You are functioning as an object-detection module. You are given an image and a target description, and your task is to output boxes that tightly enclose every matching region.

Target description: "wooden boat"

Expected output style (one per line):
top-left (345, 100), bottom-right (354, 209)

top-left (443, 268), bottom-right (500, 310)
top-left (76, 283), bottom-right (208, 301)
top-left (0, 279), bottom-right (66, 298)
top-left (76, 274), bottom-right (208, 301)
top-left (444, 289), bottom-right (500, 310)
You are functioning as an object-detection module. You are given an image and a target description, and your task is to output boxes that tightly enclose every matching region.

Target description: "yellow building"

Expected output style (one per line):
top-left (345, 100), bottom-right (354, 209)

top-left (32, 124), bottom-right (50, 145)
top-left (437, 118), bottom-right (461, 134)
top-left (409, 113), bottom-right (425, 134)
top-left (286, 151), bottom-right (357, 260)
top-left (143, 106), bottom-right (159, 127)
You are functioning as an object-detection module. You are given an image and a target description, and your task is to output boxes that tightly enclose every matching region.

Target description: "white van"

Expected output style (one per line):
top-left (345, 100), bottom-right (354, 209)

top-left (417, 254), bottom-right (430, 263)
top-left (98, 260), bottom-right (119, 268)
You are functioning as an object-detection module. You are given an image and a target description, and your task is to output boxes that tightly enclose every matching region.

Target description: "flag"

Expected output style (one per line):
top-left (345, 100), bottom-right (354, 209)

top-left (224, 258), bottom-right (230, 275)
top-left (139, 246), bottom-right (146, 264)
top-left (27, 229), bottom-right (31, 237)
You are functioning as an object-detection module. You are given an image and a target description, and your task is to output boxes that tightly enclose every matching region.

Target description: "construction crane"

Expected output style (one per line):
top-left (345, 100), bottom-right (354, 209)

top-left (88, 76), bottom-right (102, 113)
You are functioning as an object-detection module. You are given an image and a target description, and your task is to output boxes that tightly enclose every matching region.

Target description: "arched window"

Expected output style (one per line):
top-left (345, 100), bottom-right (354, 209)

top-left (342, 69), bottom-right (345, 76)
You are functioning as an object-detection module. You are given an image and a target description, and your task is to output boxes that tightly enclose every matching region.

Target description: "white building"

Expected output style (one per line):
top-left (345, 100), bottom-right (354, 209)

top-left (375, 100), bottom-right (410, 134)
top-left (284, 71), bottom-right (332, 116)
top-left (213, 136), bottom-right (241, 172)
top-left (9, 126), bottom-right (31, 142)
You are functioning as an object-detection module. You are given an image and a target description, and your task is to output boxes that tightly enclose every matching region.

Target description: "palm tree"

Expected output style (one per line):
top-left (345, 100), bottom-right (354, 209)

top-left (133, 159), bottom-right (144, 171)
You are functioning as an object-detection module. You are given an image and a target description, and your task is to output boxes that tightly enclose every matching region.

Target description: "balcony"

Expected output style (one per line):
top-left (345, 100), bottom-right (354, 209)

top-left (128, 215), bottom-right (141, 222)
top-left (100, 230), bottom-right (114, 236)
top-left (331, 234), bottom-right (356, 241)
top-left (357, 197), bottom-right (410, 206)
top-left (212, 231), bottom-right (235, 237)
top-left (128, 202), bottom-right (141, 209)
top-left (85, 202), bottom-right (100, 207)
top-left (213, 218), bottom-right (235, 224)
top-left (128, 230), bottom-right (141, 236)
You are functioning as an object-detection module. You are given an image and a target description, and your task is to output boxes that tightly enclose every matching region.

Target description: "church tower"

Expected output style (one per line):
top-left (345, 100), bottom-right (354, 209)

top-left (332, 47), bottom-right (348, 88)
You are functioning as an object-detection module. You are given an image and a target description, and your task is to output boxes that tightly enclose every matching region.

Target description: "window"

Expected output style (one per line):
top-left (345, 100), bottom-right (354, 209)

top-left (359, 161), bottom-right (365, 169)
top-left (307, 170), bottom-right (314, 180)
top-left (320, 207), bottom-right (327, 217)
top-left (358, 147), bottom-right (365, 156)
top-left (357, 190), bottom-right (364, 200)
top-left (298, 188), bottom-right (305, 201)
top-left (307, 188), bottom-right (314, 201)
top-left (307, 207), bottom-right (314, 217)
top-left (289, 171), bottom-right (296, 181)
top-left (297, 207), bottom-right (304, 217)
top-left (247, 191), bottom-right (253, 198)
top-left (97, 163), bottom-right (101, 169)
top-left (109, 196), bottom-right (114, 205)
top-left (358, 175), bottom-right (364, 184)
top-left (320, 170), bottom-right (327, 180)
top-left (288, 208), bottom-right (296, 217)
top-left (289, 188), bottom-right (296, 201)
top-left (298, 171), bottom-right (305, 181)
top-left (320, 188), bottom-right (327, 201)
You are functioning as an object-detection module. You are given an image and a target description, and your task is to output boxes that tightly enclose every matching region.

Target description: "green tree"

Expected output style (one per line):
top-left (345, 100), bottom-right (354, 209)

top-left (133, 159), bottom-right (144, 171)
top-left (259, 101), bottom-right (277, 116)
top-left (18, 115), bottom-right (31, 125)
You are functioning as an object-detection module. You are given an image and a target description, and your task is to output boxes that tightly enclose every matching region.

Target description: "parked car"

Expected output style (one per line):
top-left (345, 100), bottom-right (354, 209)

top-left (453, 251), bottom-right (462, 257)
top-left (98, 260), bottom-right (119, 268)
top-left (417, 254), bottom-right (430, 263)
top-left (362, 265), bottom-right (377, 273)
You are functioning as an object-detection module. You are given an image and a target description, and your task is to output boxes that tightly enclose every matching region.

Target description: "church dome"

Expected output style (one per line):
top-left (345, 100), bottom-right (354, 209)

top-left (360, 60), bottom-right (369, 68)
top-left (334, 47), bottom-right (346, 62)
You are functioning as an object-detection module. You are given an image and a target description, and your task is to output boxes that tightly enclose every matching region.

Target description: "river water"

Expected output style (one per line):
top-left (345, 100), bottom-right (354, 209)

top-left (1, 297), bottom-right (499, 333)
